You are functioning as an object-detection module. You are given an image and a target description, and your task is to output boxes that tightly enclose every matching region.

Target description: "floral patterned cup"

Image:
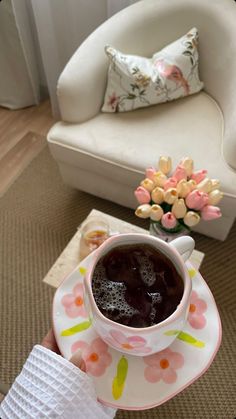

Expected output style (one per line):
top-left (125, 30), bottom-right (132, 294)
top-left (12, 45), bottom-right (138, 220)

top-left (84, 233), bottom-right (194, 356)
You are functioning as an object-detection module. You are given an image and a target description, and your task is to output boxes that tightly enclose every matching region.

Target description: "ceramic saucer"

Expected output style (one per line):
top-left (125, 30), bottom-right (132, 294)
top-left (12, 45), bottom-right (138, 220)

top-left (53, 254), bottom-right (222, 411)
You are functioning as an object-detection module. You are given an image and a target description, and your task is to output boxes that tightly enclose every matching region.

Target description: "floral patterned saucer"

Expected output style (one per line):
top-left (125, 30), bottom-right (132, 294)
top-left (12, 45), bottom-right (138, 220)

top-left (53, 254), bottom-right (222, 411)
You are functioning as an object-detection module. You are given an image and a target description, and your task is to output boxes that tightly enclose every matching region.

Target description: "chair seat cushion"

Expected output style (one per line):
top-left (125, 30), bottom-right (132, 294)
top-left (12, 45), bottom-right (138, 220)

top-left (48, 91), bottom-right (236, 202)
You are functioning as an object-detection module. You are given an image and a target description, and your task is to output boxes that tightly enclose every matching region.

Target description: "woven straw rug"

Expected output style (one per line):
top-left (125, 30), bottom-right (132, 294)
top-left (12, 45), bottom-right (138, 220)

top-left (0, 145), bottom-right (235, 419)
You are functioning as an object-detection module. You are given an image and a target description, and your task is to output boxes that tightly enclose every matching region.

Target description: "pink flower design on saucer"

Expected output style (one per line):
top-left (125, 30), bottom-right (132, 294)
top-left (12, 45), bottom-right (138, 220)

top-left (61, 283), bottom-right (87, 318)
top-left (71, 337), bottom-right (112, 377)
top-left (107, 330), bottom-right (152, 354)
top-left (188, 290), bottom-right (207, 329)
top-left (144, 348), bottom-right (184, 384)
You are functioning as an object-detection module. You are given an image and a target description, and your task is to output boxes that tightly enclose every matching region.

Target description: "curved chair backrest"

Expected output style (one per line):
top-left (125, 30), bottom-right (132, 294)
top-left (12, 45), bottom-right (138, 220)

top-left (58, 0), bottom-right (236, 168)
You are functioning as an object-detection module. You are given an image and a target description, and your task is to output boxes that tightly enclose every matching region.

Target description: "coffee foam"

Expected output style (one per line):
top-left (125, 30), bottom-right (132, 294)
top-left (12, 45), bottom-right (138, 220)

top-left (92, 262), bottom-right (139, 321)
top-left (139, 255), bottom-right (156, 286)
top-left (92, 260), bottom-right (163, 326)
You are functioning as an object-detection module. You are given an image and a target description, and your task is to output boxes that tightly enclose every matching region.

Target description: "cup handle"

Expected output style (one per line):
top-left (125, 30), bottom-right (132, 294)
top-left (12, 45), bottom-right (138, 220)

top-left (170, 236), bottom-right (195, 262)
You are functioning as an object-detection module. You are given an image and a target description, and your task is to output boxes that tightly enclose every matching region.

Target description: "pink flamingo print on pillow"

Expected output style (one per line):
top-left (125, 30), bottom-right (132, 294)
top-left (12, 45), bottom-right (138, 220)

top-left (155, 59), bottom-right (190, 95)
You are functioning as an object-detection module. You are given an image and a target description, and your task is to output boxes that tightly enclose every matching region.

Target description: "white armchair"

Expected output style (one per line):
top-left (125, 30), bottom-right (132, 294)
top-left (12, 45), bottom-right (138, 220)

top-left (47, 0), bottom-right (236, 240)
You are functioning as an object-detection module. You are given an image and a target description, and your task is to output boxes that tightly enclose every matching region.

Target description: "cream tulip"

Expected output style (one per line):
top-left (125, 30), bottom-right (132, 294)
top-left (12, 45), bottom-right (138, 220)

top-left (187, 179), bottom-right (197, 191)
top-left (171, 199), bottom-right (187, 219)
top-left (135, 204), bottom-right (152, 219)
top-left (151, 187), bottom-right (164, 204)
top-left (176, 179), bottom-right (191, 198)
top-left (153, 171), bottom-right (167, 187)
top-left (208, 189), bottom-right (223, 205)
top-left (176, 179), bottom-right (186, 194)
top-left (196, 178), bottom-right (212, 193)
top-left (211, 179), bottom-right (220, 191)
top-left (180, 157), bottom-right (194, 177)
top-left (141, 178), bottom-right (155, 192)
top-left (150, 204), bottom-right (164, 221)
top-left (184, 211), bottom-right (201, 227)
top-left (158, 156), bottom-right (172, 175)
top-left (164, 188), bottom-right (178, 204)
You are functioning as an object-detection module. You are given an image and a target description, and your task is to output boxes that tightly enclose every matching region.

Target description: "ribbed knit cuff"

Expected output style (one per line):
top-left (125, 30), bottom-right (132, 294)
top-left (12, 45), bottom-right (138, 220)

top-left (0, 345), bottom-right (116, 418)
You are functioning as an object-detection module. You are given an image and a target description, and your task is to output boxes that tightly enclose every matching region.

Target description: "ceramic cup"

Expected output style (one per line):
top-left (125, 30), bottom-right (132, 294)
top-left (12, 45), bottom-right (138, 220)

top-left (84, 233), bottom-right (195, 356)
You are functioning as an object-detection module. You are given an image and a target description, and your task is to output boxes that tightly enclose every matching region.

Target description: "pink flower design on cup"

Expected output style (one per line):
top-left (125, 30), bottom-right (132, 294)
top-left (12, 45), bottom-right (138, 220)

top-left (61, 283), bottom-right (87, 318)
top-left (144, 348), bottom-right (184, 384)
top-left (188, 290), bottom-right (207, 329)
top-left (107, 330), bottom-right (152, 354)
top-left (71, 337), bottom-right (112, 377)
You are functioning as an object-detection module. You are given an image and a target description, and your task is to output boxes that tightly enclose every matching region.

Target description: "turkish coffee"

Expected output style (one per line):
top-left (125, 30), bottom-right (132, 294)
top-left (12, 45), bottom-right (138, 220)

top-left (92, 243), bottom-right (184, 328)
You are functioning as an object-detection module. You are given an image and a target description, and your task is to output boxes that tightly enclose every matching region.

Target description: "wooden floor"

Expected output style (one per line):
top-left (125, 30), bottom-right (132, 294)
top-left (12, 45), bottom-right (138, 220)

top-left (0, 100), bottom-right (55, 196)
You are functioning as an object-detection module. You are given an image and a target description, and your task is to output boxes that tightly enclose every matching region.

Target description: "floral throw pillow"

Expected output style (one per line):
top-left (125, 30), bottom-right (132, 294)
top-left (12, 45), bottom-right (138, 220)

top-left (102, 28), bottom-right (204, 113)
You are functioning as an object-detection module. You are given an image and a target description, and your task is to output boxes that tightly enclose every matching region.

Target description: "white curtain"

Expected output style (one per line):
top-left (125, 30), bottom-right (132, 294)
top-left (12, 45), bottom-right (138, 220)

top-left (0, 0), bottom-right (139, 115)
top-left (0, 0), bottom-right (40, 109)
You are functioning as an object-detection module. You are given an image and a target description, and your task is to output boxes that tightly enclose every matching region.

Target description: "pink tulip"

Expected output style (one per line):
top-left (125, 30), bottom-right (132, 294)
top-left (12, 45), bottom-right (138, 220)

top-left (172, 165), bottom-right (187, 182)
top-left (145, 167), bottom-right (156, 181)
top-left (185, 190), bottom-right (209, 210)
top-left (163, 177), bottom-right (177, 190)
top-left (161, 212), bottom-right (177, 229)
top-left (201, 205), bottom-right (222, 221)
top-left (134, 186), bottom-right (151, 204)
top-left (191, 170), bottom-right (207, 184)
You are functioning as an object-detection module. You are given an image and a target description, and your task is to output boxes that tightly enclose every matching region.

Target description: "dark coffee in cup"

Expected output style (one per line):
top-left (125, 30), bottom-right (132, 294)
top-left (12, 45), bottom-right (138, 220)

top-left (92, 243), bottom-right (184, 328)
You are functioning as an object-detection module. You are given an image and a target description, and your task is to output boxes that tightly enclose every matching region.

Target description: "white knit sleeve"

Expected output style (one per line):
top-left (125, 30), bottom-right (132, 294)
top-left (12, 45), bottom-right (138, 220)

top-left (0, 345), bottom-right (117, 419)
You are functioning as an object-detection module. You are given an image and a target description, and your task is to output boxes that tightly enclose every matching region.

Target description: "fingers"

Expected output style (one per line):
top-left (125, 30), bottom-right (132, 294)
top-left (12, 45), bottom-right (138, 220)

top-left (42, 329), bottom-right (87, 373)
top-left (41, 329), bottom-right (60, 354)
top-left (70, 349), bottom-right (87, 372)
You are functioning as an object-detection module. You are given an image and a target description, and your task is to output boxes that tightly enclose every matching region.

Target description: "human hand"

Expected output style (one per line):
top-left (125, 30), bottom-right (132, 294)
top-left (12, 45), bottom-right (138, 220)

top-left (41, 328), bottom-right (60, 353)
top-left (42, 329), bottom-right (86, 371)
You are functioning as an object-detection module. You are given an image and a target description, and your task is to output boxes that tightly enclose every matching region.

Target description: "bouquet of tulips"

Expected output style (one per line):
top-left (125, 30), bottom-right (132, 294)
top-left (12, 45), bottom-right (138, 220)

top-left (134, 156), bottom-right (223, 232)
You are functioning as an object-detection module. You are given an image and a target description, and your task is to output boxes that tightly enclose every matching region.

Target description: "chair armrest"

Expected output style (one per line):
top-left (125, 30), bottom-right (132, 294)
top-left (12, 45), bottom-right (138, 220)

top-left (57, 34), bottom-right (108, 124)
top-left (223, 113), bottom-right (236, 171)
